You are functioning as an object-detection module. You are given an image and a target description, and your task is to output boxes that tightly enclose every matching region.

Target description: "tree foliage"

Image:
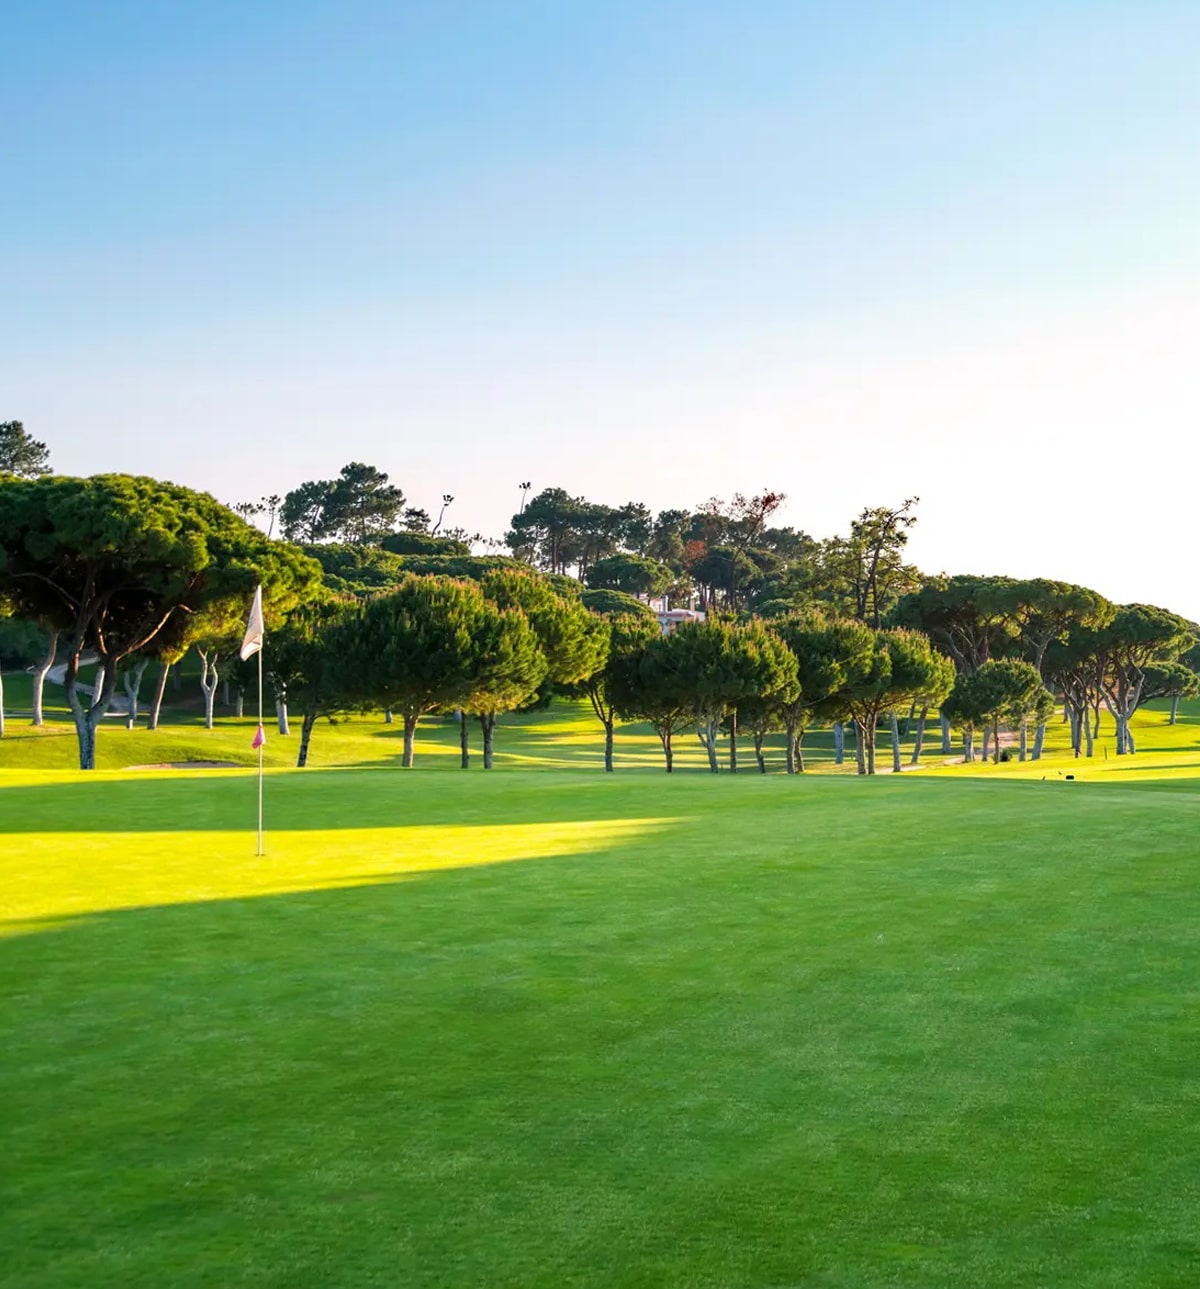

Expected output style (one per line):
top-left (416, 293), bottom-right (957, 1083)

top-left (585, 552), bottom-right (673, 597)
top-left (0, 421), bottom-right (52, 478)
top-left (0, 474), bottom-right (320, 767)
top-left (281, 462), bottom-right (405, 544)
top-left (831, 627), bottom-right (955, 774)
top-left (328, 575), bottom-right (543, 767)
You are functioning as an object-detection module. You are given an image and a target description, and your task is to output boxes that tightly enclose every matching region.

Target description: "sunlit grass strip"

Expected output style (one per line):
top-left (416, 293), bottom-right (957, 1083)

top-left (1, 817), bottom-right (678, 932)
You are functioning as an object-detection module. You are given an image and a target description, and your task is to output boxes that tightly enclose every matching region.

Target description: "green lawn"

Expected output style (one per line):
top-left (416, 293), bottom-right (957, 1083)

top-left (3, 696), bottom-right (1200, 1286)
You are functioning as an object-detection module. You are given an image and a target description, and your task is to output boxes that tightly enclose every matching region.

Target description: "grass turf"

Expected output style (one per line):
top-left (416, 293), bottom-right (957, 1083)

top-left (3, 705), bottom-right (1200, 1286)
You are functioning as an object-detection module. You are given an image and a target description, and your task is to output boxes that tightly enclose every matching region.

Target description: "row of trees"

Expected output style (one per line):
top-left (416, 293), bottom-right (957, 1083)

top-left (270, 460), bottom-right (923, 622)
top-left (506, 486), bottom-right (922, 621)
top-left (1, 423), bottom-right (1196, 772)
top-left (265, 575), bottom-right (962, 776)
top-left (891, 577), bottom-right (1197, 761)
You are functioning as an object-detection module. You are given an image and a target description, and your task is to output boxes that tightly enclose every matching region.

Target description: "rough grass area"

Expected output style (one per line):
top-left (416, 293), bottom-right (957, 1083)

top-left (3, 733), bottom-right (1200, 1286)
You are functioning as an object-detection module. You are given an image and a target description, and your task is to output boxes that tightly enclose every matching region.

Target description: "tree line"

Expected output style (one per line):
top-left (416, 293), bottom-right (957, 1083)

top-left (1, 423), bottom-right (1197, 772)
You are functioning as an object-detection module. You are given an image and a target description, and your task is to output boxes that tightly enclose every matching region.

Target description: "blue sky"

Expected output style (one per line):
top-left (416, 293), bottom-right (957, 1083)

top-left (5, 2), bottom-right (1200, 615)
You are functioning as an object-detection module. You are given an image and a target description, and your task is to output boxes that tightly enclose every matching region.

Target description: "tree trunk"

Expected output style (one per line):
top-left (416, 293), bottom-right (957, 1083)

top-left (890, 712), bottom-right (902, 773)
top-left (459, 711), bottom-right (469, 769)
top-left (659, 726), bottom-right (674, 773)
top-left (981, 727), bottom-right (991, 762)
top-left (1126, 724), bottom-right (1137, 754)
top-left (795, 734), bottom-right (805, 772)
top-left (864, 718), bottom-right (877, 775)
top-left (940, 712), bottom-right (952, 755)
top-left (1169, 695), bottom-right (1179, 724)
top-left (235, 689), bottom-right (244, 718)
top-left (993, 719), bottom-right (1001, 764)
top-left (479, 712), bottom-right (495, 769)
top-left (698, 715), bottom-right (720, 773)
top-left (909, 705), bottom-right (927, 765)
top-left (1083, 711), bottom-right (1094, 757)
top-left (754, 731), bottom-right (766, 774)
top-left (403, 713), bottom-right (419, 767)
top-left (148, 661), bottom-right (170, 730)
top-left (1032, 722), bottom-right (1046, 760)
top-left (604, 720), bottom-right (614, 772)
top-left (1114, 713), bottom-right (1128, 755)
top-left (30, 631), bottom-right (57, 727)
top-left (65, 646), bottom-right (115, 771)
top-left (297, 711), bottom-right (317, 767)
top-left (785, 720), bottom-right (797, 774)
top-left (728, 710), bottom-right (737, 773)
top-left (384, 708), bottom-right (394, 725)
top-left (854, 720), bottom-right (866, 775)
top-left (963, 727), bottom-right (974, 763)
top-left (1092, 708), bottom-right (1102, 741)
top-left (1019, 719), bottom-right (1028, 762)
top-left (123, 658), bottom-right (149, 730)
top-left (276, 697), bottom-right (290, 736)
top-left (198, 651), bottom-right (218, 730)
top-left (902, 700), bottom-right (916, 736)
top-left (833, 722), bottom-right (845, 765)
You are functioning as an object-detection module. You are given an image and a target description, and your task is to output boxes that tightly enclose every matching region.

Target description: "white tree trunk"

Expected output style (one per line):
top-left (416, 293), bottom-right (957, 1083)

top-left (1169, 695), bottom-right (1179, 724)
top-left (31, 631), bottom-right (58, 727)
top-left (65, 647), bottom-right (115, 770)
top-left (198, 650), bottom-right (219, 730)
top-left (1032, 722), bottom-right (1046, 760)
top-left (148, 661), bottom-right (170, 730)
top-left (276, 697), bottom-right (290, 735)
top-left (909, 705), bottom-right (927, 765)
top-left (833, 721), bottom-right (844, 764)
top-left (123, 658), bottom-right (149, 730)
top-left (940, 713), bottom-right (952, 754)
top-left (696, 713), bottom-right (721, 773)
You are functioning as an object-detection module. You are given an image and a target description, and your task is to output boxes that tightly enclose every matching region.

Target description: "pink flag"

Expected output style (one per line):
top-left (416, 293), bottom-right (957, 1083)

top-left (252, 724), bottom-right (266, 750)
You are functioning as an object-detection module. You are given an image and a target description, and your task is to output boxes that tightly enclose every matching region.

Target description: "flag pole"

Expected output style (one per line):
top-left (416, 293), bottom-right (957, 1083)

top-left (241, 584), bottom-right (267, 858)
top-left (257, 644), bottom-right (264, 857)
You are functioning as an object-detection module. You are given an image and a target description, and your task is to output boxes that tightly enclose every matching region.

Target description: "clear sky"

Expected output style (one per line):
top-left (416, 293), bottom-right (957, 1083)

top-left (4, 2), bottom-right (1199, 618)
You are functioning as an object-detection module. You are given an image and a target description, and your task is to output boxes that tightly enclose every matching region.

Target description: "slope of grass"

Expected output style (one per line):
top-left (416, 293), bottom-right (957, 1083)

top-left (3, 754), bottom-right (1200, 1286)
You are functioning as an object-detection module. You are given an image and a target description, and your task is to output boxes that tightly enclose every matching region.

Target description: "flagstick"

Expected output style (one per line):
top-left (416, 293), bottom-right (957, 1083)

top-left (256, 644), bottom-right (264, 857)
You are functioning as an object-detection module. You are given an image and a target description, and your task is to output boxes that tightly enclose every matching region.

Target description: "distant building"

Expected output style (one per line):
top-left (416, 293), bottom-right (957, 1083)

top-left (655, 607), bottom-right (706, 635)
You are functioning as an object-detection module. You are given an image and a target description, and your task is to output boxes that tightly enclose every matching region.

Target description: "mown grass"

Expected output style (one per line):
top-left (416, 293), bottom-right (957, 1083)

top-left (2, 689), bottom-right (1199, 1286)
top-left (4, 658), bottom-right (1198, 778)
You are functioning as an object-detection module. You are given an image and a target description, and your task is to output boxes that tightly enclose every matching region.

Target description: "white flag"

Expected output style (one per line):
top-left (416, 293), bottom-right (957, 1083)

top-left (239, 586), bottom-right (264, 660)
